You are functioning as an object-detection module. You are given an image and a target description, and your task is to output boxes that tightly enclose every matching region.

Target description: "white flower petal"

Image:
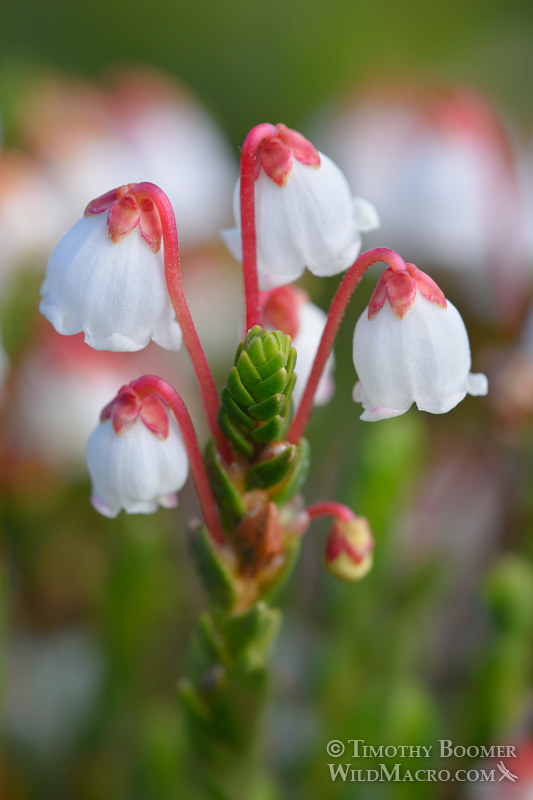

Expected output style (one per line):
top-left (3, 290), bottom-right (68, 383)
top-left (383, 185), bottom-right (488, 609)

top-left (353, 293), bottom-right (487, 421)
top-left (352, 196), bottom-right (380, 232)
top-left (219, 226), bottom-right (242, 262)
top-left (360, 405), bottom-right (408, 422)
top-left (40, 214), bottom-right (181, 352)
top-left (292, 301), bottom-right (335, 408)
top-left (467, 372), bottom-right (489, 396)
top-left (86, 416), bottom-right (189, 517)
top-left (224, 152), bottom-right (377, 286)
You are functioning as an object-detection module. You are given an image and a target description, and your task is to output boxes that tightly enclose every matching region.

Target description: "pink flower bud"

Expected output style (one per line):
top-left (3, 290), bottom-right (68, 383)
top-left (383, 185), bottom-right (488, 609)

top-left (325, 517), bottom-right (374, 582)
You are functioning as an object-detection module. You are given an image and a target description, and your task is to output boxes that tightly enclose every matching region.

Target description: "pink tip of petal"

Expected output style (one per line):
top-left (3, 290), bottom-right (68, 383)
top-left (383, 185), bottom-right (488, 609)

top-left (276, 123), bottom-right (321, 167)
top-left (140, 393), bottom-right (169, 439)
top-left (137, 197), bottom-right (162, 253)
top-left (90, 494), bottom-right (118, 518)
top-left (159, 492), bottom-right (179, 509)
top-left (360, 405), bottom-right (408, 422)
top-left (406, 263), bottom-right (446, 308)
top-left (259, 137), bottom-right (293, 186)
top-left (386, 271), bottom-right (417, 318)
top-left (84, 183), bottom-right (136, 215)
top-left (107, 193), bottom-right (141, 243)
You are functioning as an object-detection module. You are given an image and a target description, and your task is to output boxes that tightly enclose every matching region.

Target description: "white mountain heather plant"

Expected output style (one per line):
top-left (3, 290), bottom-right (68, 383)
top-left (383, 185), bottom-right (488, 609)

top-left (38, 121), bottom-right (487, 798)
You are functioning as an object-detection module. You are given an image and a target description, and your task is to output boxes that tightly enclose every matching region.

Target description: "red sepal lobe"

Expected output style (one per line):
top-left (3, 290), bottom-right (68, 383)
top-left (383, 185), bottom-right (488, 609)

top-left (260, 285), bottom-right (308, 339)
top-left (256, 124), bottom-right (321, 187)
top-left (368, 263), bottom-right (446, 320)
top-left (107, 194), bottom-right (141, 243)
top-left (84, 184), bottom-right (162, 252)
top-left (100, 383), bottom-right (169, 438)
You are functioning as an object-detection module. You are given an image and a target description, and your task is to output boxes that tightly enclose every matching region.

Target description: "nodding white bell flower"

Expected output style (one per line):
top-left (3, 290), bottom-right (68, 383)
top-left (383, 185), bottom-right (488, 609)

top-left (86, 383), bottom-right (189, 517)
top-left (261, 285), bottom-right (334, 407)
top-left (352, 263), bottom-right (488, 421)
top-left (221, 123), bottom-right (379, 289)
top-left (39, 185), bottom-right (182, 352)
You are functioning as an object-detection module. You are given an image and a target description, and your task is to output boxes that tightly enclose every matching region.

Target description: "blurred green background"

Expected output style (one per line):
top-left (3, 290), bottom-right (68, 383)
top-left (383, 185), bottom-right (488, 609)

top-left (2, 0), bottom-right (533, 146)
top-left (1, 1), bottom-right (533, 799)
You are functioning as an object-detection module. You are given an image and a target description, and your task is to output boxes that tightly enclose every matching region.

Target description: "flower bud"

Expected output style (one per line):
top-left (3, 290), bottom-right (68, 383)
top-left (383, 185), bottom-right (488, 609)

top-left (217, 325), bottom-right (296, 457)
top-left (353, 263), bottom-right (488, 420)
top-left (86, 382), bottom-right (188, 517)
top-left (325, 517), bottom-right (374, 582)
top-left (40, 185), bottom-right (182, 352)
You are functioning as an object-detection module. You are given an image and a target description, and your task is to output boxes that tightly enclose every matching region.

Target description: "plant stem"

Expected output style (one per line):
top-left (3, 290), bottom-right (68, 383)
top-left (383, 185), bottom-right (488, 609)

top-left (133, 182), bottom-right (232, 464)
top-left (133, 375), bottom-right (225, 546)
top-left (305, 501), bottom-right (356, 523)
top-left (287, 247), bottom-right (407, 443)
top-left (240, 123), bottom-right (279, 331)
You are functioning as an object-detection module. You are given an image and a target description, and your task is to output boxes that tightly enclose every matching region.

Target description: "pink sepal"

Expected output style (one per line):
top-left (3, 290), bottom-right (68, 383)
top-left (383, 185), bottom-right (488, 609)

top-left (386, 271), bottom-right (417, 318)
top-left (260, 285), bottom-right (308, 338)
top-left (325, 520), bottom-right (374, 565)
top-left (258, 137), bottom-right (293, 186)
top-left (276, 123), bottom-right (321, 167)
top-left (107, 194), bottom-right (141, 244)
top-left (110, 385), bottom-right (142, 434)
top-left (406, 263), bottom-right (447, 308)
top-left (255, 124), bottom-right (321, 186)
top-left (139, 392), bottom-right (169, 439)
top-left (138, 197), bottom-right (162, 253)
top-left (369, 266), bottom-right (416, 319)
top-left (101, 383), bottom-right (170, 439)
top-left (368, 269), bottom-right (390, 319)
top-left (369, 263), bottom-right (446, 320)
top-left (84, 184), bottom-right (135, 216)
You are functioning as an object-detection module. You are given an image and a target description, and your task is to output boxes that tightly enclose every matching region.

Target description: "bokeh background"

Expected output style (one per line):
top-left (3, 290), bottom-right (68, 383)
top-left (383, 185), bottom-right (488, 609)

top-left (1, 1), bottom-right (533, 798)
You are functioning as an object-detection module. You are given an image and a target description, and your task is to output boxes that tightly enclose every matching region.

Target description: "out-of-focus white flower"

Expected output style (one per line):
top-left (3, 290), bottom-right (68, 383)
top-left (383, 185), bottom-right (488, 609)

top-left (221, 123), bottom-right (378, 289)
top-left (352, 263), bottom-right (488, 421)
top-left (314, 82), bottom-right (529, 322)
top-left (261, 285), bottom-right (334, 407)
top-left (19, 68), bottom-right (236, 245)
top-left (109, 67), bottom-right (236, 246)
top-left (3, 627), bottom-right (104, 757)
top-left (8, 328), bottom-right (171, 473)
top-left (292, 301), bottom-right (334, 408)
top-left (0, 152), bottom-right (65, 291)
top-left (86, 382), bottom-right (189, 517)
top-left (39, 185), bottom-right (181, 352)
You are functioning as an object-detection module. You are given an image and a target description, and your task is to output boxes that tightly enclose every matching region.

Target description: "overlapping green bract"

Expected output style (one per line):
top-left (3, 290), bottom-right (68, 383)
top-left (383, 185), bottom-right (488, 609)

top-left (217, 325), bottom-right (297, 458)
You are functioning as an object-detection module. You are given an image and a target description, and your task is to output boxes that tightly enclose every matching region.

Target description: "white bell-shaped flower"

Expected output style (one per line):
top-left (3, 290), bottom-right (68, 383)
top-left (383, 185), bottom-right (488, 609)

top-left (352, 264), bottom-right (488, 421)
top-left (260, 285), bottom-right (334, 407)
top-left (291, 301), bottom-right (335, 408)
top-left (39, 185), bottom-right (182, 352)
top-left (86, 383), bottom-right (189, 517)
top-left (221, 123), bottom-right (378, 289)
